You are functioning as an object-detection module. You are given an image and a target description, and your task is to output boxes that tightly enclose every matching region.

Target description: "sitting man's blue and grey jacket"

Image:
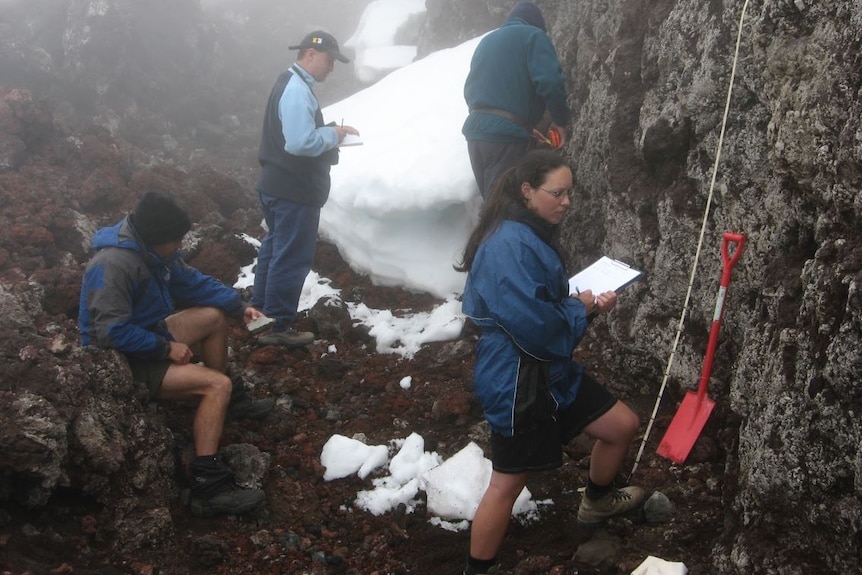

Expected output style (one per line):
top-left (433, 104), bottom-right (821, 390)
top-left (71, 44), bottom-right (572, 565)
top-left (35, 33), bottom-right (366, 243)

top-left (462, 217), bottom-right (591, 437)
top-left (78, 217), bottom-right (246, 359)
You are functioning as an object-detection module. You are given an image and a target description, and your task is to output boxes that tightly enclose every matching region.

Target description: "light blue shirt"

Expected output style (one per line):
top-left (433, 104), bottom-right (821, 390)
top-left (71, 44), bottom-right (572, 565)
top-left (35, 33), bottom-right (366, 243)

top-left (278, 64), bottom-right (339, 157)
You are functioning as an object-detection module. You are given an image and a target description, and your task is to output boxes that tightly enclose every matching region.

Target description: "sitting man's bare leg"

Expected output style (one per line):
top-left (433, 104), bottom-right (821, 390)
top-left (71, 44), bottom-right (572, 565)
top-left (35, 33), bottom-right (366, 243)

top-left (157, 307), bottom-right (267, 517)
top-left (166, 306), bottom-right (229, 373)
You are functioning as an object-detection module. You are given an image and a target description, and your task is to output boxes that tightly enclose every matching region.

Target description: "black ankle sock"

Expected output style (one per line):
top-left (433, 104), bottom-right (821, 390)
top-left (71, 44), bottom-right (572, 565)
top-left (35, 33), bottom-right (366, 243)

top-left (194, 454), bottom-right (219, 463)
top-left (465, 555), bottom-right (497, 574)
top-left (586, 478), bottom-right (613, 500)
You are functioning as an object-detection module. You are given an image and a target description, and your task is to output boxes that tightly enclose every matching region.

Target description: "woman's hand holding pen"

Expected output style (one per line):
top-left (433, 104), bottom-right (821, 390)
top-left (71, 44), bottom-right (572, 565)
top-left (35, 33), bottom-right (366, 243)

top-left (573, 289), bottom-right (617, 315)
top-left (594, 290), bottom-right (618, 313)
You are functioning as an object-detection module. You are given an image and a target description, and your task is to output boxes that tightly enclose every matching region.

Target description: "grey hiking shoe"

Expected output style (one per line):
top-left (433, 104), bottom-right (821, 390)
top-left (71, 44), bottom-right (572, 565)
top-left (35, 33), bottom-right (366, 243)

top-left (190, 485), bottom-right (266, 518)
top-left (227, 396), bottom-right (275, 422)
top-left (258, 327), bottom-right (314, 348)
top-left (189, 455), bottom-right (264, 517)
top-left (226, 376), bottom-right (275, 422)
top-left (577, 485), bottom-right (645, 527)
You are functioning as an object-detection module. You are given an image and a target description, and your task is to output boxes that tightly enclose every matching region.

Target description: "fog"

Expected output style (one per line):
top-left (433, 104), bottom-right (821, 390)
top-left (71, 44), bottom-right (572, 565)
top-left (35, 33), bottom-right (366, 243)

top-left (193, 0), bottom-right (431, 103)
top-left (196, 0), bottom-right (379, 105)
top-left (0, 0), bottom-right (440, 152)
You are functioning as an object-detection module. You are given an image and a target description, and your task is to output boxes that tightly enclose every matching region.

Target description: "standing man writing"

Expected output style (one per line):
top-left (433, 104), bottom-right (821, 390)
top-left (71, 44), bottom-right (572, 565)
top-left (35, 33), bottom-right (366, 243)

top-left (253, 30), bottom-right (359, 347)
top-left (462, 1), bottom-right (571, 200)
top-left (79, 192), bottom-right (274, 518)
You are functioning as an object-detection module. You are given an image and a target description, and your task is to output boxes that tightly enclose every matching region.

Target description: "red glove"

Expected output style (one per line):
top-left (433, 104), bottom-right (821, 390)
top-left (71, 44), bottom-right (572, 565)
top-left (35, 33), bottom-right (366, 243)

top-left (547, 126), bottom-right (563, 149)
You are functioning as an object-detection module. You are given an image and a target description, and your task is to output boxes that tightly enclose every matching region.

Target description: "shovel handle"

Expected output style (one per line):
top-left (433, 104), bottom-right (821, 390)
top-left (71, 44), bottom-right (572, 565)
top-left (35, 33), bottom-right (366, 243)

top-left (697, 232), bottom-right (746, 399)
top-left (720, 232), bottom-right (745, 287)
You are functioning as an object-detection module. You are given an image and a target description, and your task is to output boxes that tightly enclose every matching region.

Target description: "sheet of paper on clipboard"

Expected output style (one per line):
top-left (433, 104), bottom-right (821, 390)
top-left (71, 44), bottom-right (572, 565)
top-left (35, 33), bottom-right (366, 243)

top-left (339, 133), bottom-right (363, 147)
top-left (568, 256), bottom-right (643, 295)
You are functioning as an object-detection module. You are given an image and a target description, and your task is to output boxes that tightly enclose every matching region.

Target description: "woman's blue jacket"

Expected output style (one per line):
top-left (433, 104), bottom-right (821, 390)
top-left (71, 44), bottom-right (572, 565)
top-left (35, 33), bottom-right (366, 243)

top-left (462, 219), bottom-right (590, 436)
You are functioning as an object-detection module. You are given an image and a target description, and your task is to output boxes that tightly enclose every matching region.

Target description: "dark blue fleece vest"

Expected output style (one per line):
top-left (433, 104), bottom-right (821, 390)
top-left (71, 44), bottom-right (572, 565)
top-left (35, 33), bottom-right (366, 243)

top-left (256, 68), bottom-right (338, 207)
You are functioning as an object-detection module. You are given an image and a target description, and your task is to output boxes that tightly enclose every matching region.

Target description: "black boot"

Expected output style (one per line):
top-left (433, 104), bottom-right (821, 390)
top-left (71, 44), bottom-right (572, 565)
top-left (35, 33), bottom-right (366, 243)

top-left (189, 456), bottom-right (265, 518)
top-left (464, 556), bottom-right (498, 575)
top-left (226, 376), bottom-right (275, 422)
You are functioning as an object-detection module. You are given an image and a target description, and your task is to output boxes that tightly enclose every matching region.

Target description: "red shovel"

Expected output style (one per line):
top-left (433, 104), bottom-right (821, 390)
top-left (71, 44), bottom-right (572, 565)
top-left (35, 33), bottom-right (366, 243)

top-left (657, 232), bottom-right (746, 463)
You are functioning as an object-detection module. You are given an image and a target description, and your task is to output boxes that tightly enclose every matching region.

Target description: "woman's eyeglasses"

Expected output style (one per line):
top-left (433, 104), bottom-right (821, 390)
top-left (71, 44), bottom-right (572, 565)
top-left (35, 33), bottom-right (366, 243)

top-left (537, 187), bottom-right (574, 200)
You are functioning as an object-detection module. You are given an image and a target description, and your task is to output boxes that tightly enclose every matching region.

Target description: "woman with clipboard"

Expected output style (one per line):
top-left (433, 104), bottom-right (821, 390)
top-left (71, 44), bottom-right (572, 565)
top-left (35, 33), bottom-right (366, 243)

top-left (455, 150), bottom-right (645, 575)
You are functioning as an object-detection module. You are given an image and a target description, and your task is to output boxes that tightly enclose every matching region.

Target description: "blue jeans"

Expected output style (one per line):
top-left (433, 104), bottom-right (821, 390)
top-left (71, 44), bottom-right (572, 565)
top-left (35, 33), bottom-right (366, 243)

top-left (251, 191), bottom-right (320, 330)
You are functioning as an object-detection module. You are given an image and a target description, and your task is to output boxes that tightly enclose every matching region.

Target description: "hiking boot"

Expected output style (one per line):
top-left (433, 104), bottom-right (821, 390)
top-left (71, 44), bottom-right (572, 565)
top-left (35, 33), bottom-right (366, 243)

top-left (189, 456), bottom-right (266, 518)
top-left (577, 485), bottom-right (645, 527)
top-left (257, 327), bottom-right (314, 348)
top-left (226, 376), bottom-right (274, 422)
top-left (189, 484), bottom-right (266, 518)
top-left (464, 559), bottom-right (499, 574)
top-left (227, 396), bottom-right (275, 421)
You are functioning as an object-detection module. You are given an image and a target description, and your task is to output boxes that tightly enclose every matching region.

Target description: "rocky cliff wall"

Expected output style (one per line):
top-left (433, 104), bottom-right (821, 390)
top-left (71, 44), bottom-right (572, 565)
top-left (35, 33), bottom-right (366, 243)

top-left (425, 0), bottom-right (861, 572)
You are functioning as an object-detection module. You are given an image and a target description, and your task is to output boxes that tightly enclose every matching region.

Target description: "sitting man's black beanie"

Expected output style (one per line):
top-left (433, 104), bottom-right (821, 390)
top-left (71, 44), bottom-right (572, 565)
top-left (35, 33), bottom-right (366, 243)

top-left (131, 192), bottom-right (192, 246)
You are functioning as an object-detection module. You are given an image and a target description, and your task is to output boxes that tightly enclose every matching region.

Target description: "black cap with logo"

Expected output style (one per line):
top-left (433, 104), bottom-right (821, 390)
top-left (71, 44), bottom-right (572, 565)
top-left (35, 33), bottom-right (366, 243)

top-left (289, 30), bottom-right (350, 63)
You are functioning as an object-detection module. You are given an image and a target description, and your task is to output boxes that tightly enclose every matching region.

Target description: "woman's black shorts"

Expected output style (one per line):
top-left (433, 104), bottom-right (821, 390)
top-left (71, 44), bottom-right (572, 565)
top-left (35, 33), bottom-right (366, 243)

top-left (490, 373), bottom-right (617, 473)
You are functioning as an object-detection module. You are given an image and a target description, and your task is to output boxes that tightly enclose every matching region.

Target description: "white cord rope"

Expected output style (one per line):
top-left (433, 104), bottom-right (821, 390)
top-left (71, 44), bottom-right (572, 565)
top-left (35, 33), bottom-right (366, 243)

top-left (629, 0), bottom-right (750, 480)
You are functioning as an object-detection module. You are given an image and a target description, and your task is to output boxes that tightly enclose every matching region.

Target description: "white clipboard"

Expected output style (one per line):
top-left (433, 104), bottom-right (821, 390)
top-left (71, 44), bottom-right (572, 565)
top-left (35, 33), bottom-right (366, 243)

top-left (568, 256), bottom-right (643, 295)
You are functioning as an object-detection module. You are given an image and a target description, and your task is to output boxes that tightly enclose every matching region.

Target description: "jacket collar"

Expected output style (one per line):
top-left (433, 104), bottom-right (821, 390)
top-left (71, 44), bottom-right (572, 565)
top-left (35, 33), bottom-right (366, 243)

top-left (291, 63), bottom-right (317, 87)
top-left (506, 202), bottom-right (557, 245)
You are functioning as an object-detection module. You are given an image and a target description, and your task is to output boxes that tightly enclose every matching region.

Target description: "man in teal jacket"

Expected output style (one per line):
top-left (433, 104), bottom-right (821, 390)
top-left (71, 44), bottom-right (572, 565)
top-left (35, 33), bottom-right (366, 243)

top-left (462, 2), bottom-right (571, 199)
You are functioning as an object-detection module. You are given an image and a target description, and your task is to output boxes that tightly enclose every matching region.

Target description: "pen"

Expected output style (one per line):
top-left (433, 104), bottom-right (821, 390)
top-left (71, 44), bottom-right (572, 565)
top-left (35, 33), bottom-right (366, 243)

top-left (341, 118), bottom-right (343, 128)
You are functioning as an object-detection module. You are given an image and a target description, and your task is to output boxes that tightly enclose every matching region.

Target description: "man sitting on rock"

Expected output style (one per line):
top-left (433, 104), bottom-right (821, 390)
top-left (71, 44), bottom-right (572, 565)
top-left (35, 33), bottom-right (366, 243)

top-left (78, 191), bottom-right (273, 518)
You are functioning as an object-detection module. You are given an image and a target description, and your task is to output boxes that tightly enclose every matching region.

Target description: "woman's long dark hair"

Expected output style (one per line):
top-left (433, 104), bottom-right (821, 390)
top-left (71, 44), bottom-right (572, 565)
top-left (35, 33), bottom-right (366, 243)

top-left (455, 150), bottom-right (569, 272)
